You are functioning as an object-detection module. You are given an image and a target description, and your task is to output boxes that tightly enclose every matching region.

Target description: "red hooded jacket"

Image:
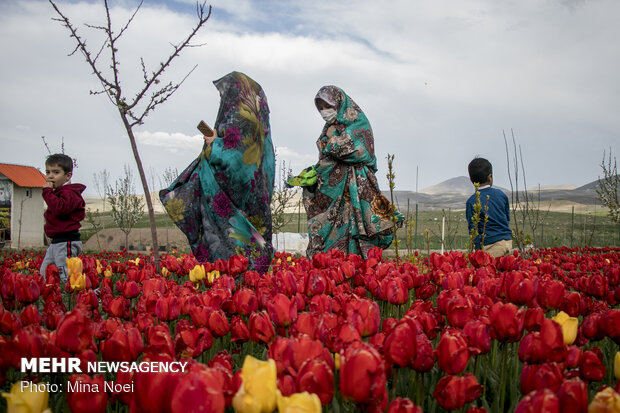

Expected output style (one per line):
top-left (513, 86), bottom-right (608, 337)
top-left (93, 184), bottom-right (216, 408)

top-left (42, 183), bottom-right (86, 239)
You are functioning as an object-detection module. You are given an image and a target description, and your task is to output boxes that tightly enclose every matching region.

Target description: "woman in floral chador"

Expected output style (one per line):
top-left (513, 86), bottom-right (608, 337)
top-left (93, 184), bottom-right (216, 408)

top-left (160, 72), bottom-right (275, 273)
top-left (303, 85), bottom-right (401, 258)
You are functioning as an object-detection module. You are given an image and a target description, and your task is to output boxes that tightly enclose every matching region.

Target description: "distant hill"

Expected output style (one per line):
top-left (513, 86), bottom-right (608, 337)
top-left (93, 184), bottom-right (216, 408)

top-left (420, 176), bottom-right (472, 195)
top-left (387, 176), bottom-right (602, 211)
top-left (420, 176), bottom-right (508, 195)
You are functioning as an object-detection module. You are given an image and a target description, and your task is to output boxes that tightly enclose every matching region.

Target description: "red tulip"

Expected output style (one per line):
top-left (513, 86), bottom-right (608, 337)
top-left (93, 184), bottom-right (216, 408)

top-left (514, 389), bottom-right (559, 413)
top-left (55, 310), bottom-right (96, 354)
top-left (339, 341), bottom-right (387, 409)
top-left (19, 304), bottom-right (42, 326)
top-left (469, 249), bottom-right (492, 268)
top-left (445, 294), bottom-right (475, 328)
top-left (490, 301), bottom-right (525, 342)
top-left (207, 309), bottom-right (230, 338)
top-left (387, 397), bottom-right (423, 413)
top-left (155, 295), bottom-right (180, 321)
top-left (384, 277), bottom-right (409, 305)
top-left (518, 319), bottom-right (566, 364)
top-left (145, 324), bottom-right (175, 358)
top-left (267, 293), bottom-right (297, 327)
top-left (188, 304), bottom-right (209, 328)
top-left (170, 369), bottom-right (225, 413)
top-left (230, 315), bottom-right (250, 343)
top-left (523, 307), bottom-right (545, 332)
top-left (436, 328), bottom-right (470, 375)
top-left (66, 374), bottom-right (108, 413)
top-left (503, 271), bottom-right (537, 305)
top-left (556, 377), bottom-right (588, 413)
top-left (432, 373), bottom-right (482, 411)
top-left (345, 298), bottom-right (381, 337)
top-left (412, 331), bottom-right (435, 372)
top-left (292, 312), bottom-right (319, 339)
top-left (228, 254), bottom-right (249, 276)
top-left (232, 288), bottom-right (258, 316)
top-left (464, 320), bottom-right (492, 355)
top-left (383, 318), bottom-right (418, 367)
top-left (579, 349), bottom-right (606, 382)
top-left (248, 311), bottom-right (275, 344)
top-left (101, 327), bottom-right (144, 362)
top-left (174, 326), bottom-right (213, 358)
top-left (296, 357), bottom-right (334, 406)
top-left (288, 335), bottom-right (334, 374)
top-left (120, 280), bottom-right (141, 299)
top-left (537, 278), bottom-right (565, 310)
top-left (107, 296), bottom-right (131, 319)
top-left (133, 354), bottom-right (183, 413)
top-left (520, 363), bottom-right (564, 394)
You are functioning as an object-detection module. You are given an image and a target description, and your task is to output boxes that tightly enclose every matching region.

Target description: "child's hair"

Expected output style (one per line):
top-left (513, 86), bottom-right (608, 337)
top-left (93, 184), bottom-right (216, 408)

top-left (468, 157), bottom-right (492, 185)
top-left (46, 154), bottom-right (74, 174)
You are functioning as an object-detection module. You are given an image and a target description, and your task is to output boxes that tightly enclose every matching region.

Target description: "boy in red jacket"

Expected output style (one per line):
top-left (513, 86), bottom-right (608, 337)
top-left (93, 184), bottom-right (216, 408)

top-left (39, 154), bottom-right (86, 283)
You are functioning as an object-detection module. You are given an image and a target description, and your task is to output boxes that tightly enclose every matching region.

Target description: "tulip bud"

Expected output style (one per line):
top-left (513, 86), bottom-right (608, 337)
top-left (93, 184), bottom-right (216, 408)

top-left (552, 311), bottom-right (578, 345)
top-left (276, 391), bottom-right (321, 413)
top-left (189, 264), bottom-right (206, 283)
top-left (232, 356), bottom-right (277, 413)
top-left (1, 382), bottom-right (50, 413)
top-left (66, 257), bottom-right (83, 277)
top-left (588, 387), bottom-right (620, 413)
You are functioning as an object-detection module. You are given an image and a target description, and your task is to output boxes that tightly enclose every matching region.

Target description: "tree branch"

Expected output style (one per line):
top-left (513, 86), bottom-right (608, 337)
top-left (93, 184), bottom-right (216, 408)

top-left (126, 2), bottom-right (211, 111)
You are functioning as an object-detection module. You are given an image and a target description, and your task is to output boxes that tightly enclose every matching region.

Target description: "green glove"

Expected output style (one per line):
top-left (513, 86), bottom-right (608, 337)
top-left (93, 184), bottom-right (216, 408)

top-left (287, 166), bottom-right (317, 187)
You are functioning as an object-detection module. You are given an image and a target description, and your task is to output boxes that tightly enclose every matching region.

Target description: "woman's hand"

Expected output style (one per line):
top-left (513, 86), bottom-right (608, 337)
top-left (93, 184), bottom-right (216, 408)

top-left (326, 126), bottom-right (336, 139)
top-left (204, 134), bottom-right (217, 145)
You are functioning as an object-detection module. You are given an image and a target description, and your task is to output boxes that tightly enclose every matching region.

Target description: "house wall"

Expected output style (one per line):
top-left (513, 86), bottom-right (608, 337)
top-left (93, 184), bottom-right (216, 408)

top-left (10, 185), bottom-right (44, 248)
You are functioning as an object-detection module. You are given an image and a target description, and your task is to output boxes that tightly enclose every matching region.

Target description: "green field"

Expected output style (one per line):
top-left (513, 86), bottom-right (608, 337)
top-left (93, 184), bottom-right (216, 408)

top-left (81, 208), bottom-right (620, 251)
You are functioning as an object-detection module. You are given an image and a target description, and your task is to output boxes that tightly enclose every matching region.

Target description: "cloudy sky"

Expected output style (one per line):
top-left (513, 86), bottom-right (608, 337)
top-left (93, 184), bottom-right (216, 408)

top-left (1, 0), bottom-right (618, 196)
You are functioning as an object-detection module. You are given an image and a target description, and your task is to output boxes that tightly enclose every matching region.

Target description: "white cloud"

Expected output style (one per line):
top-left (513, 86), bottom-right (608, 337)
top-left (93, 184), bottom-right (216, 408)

top-left (136, 130), bottom-right (203, 150)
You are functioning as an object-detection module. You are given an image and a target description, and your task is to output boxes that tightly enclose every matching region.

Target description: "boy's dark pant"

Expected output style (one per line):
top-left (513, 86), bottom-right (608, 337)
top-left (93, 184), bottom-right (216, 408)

top-left (40, 241), bottom-right (82, 282)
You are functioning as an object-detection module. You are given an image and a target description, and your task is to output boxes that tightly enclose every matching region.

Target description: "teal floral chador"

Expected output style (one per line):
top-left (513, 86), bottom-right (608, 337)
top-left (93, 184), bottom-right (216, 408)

top-left (303, 86), bottom-right (401, 258)
top-left (160, 72), bottom-right (275, 273)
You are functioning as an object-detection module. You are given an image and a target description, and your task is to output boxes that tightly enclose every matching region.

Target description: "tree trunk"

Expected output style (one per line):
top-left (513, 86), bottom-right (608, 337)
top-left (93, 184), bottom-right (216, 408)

top-left (120, 112), bottom-right (160, 269)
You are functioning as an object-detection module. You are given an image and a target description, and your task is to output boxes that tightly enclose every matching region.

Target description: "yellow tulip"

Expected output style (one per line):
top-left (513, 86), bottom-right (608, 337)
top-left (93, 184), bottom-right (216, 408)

top-left (104, 267), bottom-right (113, 278)
top-left (66, 257), bottom-right (83, 277)
top-left (69, 272), bottom-right (86, 291)
top-left (96, 260), bottom-right (102, 275)
top-left (334, 353), bottom-right (340, 371)
top-left (13, 261), bottom-right (25, 270)
top-left (552, 311), bottom-right (578, 345)
top-left (161, 267), bottom-right (170, 277)
top-left (615, 352), bottom-right (620, 381)
top-left (277, 391), bottom-right (321, 413)
top-left (232, 356), bottom-right (277, 413)
top-left (2, 381), bottom-right (51, 413)
top-left (189, 265), bottom-right (205, 283)
top-left (588, 387), bottom-right (620, 413)
top-left (207, 270), bottom-right (220, 284)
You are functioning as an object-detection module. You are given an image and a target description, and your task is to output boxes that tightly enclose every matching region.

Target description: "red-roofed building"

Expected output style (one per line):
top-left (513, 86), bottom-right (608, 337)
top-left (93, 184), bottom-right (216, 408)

top-left (0, 163), bottom-right (46, 248)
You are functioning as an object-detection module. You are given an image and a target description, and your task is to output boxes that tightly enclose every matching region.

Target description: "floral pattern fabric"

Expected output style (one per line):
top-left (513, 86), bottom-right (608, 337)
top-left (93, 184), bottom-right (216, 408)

top-left (160, 72), bottom-right (275, 273)
top-left (303, 86), bottom-right (398, 258)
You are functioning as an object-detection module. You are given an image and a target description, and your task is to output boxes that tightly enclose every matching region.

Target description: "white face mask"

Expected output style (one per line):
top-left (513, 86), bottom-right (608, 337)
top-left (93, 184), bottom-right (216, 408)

top-left (320, 108), bottom-right (337, 123)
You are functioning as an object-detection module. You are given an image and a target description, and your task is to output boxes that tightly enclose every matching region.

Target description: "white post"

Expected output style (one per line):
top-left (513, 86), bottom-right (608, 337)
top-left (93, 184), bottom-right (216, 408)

top-left (441, 216), bottom-right (445, 254)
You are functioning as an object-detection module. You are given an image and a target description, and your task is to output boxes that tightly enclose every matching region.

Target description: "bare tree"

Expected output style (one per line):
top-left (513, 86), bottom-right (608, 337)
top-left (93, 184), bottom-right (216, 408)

top-left (159, 166), bottom-right (179, 190)
top-left (596, 148), bottom-right (620, 243)
top-left (107, 165), bottom-right (144, 249)
top-left (49, 0), bottom-right (212, 266)
top-left (503, 130), bottom-right (549, 252)
top-left (271, 159), bottom-right (297, 249)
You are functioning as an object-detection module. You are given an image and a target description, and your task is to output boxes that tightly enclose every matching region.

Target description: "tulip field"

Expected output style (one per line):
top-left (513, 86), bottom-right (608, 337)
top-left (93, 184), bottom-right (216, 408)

top-left (1, 246), bottom-right (620, 412)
